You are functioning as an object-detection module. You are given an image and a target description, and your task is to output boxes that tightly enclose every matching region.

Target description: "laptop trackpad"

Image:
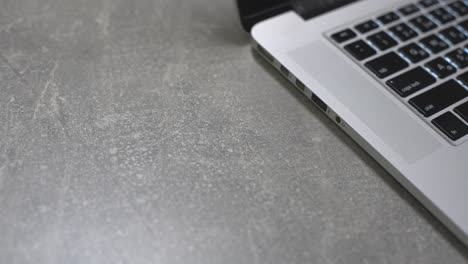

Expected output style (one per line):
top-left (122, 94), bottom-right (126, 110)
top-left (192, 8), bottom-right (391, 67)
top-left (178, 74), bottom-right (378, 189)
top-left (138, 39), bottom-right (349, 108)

top-left (290, 41), bottom-right (441, 164)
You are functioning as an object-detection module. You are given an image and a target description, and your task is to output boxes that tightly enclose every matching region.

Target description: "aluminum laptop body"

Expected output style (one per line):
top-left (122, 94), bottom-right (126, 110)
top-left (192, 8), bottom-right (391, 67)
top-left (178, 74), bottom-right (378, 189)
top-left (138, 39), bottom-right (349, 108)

top-left (238, 0), bottom-right (468, 246)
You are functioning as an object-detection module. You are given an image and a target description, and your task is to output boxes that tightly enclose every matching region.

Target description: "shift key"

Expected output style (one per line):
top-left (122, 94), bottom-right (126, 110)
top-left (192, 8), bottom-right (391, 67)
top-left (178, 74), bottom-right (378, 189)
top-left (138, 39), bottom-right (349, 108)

top-left (409, 80), bottom-right (468, 117)
top-left (386, 67), bottom-right (436, 97)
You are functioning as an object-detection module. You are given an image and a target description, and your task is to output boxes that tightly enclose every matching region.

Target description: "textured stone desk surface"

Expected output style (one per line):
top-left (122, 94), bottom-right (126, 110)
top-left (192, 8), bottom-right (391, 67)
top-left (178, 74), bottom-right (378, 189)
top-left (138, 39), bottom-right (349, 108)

top-left (0, 0), bottom-right (467, 263)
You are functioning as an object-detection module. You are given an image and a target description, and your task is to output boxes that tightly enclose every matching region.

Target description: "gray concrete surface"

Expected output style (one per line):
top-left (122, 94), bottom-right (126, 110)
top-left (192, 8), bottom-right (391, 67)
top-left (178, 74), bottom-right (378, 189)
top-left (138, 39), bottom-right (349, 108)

top-left (0, 0), bottom-right (467, 263)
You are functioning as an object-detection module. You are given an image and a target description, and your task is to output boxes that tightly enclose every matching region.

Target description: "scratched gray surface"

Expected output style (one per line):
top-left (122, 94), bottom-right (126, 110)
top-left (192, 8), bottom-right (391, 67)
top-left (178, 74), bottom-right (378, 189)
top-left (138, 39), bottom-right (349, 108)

top-left (0, 0), bottom-right (467, 263)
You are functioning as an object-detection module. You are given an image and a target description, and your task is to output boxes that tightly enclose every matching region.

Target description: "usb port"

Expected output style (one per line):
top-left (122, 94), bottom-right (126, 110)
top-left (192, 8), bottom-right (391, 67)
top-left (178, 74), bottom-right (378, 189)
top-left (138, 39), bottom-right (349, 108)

top-left (280, 65), bottom-right (290, 77)
top-left (295, 79), bottom-right (305, 91)
top-left (311, 93), bottom-right (328, 112)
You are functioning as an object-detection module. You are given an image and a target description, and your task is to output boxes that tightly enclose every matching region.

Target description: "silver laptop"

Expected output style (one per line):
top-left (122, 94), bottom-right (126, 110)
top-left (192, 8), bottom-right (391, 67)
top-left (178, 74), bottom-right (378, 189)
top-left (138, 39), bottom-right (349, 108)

top-left (238, 0), bottom-right (468, 246)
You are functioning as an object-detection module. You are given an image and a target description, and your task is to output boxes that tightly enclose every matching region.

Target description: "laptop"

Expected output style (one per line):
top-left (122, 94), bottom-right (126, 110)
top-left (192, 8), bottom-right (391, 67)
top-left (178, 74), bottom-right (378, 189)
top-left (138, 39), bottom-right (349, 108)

top-left (238, 0), bottom-right (468, 246)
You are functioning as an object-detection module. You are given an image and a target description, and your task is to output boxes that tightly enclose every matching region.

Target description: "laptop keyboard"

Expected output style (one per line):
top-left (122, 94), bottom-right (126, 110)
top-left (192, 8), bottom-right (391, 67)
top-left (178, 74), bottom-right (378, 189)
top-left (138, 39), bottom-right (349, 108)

top-left (329, 0), bottom-right (468, 144)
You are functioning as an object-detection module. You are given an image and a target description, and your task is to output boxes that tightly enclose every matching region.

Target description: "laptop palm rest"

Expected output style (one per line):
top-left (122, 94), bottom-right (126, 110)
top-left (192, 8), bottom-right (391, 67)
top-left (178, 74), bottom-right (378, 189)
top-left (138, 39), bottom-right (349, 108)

top-left (289, 41), bottom-right (441, 164)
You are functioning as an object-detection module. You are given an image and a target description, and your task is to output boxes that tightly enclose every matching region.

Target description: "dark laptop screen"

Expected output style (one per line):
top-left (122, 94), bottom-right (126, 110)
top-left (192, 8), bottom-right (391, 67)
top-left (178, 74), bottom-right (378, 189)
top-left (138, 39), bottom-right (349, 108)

top-left (295, 0), bottom-right (359, 18)
top-left (238, 0), bottom-right (288, 15)
top-left (238, 0), bottom-right (358, 31)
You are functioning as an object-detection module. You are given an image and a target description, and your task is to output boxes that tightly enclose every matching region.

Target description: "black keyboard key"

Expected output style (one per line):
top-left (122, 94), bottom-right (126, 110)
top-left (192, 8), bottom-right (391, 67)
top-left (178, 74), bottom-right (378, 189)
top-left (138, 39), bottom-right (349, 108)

top-left (399, 43), bottom-right (430, 63)
top-left (331, 29), bottom-right (357, 43)
top-left (430, 8), bottom-right (456, 24)
top-left (432, 112), bottom-right (468, 141)
top-left (378, 12), bottom-right (400, 25)
top-left (448, 1), bottom-right (468, 16)
top-left (459, 19), bottom-right (468, 31)
top-left (389, 23), bottom-right (419, 41)
top-left (457, 71), bottom-right (468, 85)
top-left (386, 67), bottom-right (436, 97)
top-left (355, 20), bottom-right (379, 33)
top-left (420, 35), bottom-right (449, 53)
top-left (447, 49), bottom-right (468, 68)
top-left (399, 4), bottom-right (420, 16)
top-left (410, 15), bottom-right (438, 32)
top-left (365, 52), bottom-right (409, 78)
top-left (367, 31), bottom-right (398, 51)
top-left (454, 101), bottom-right (468, 122)
top-left (425, 57), bottom-right (457, 78)
top-left (409, 80), bottom-right (468, 117)
top-left (440, 26), bottom-right (467, 44)
top-left (419, 0), bottom-right (439, 8)
top-left (344, 40), bottom-right (377, 61)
